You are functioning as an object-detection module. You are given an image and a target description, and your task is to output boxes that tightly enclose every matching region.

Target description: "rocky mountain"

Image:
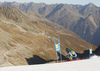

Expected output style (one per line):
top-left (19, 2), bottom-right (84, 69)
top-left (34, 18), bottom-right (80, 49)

top-left (40, 3), bottom-right (100, 46)
top-left (0, 5), bottom-right (97, 66)
top-left (2, 2), bottom-right (100, 46)
top-left (0, 2), bottom-right (46, 13)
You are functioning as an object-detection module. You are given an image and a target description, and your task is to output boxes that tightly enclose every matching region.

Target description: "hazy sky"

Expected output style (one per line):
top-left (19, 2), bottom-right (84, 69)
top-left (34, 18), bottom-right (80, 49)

top-left (0, 0), bottom-right (100, 6)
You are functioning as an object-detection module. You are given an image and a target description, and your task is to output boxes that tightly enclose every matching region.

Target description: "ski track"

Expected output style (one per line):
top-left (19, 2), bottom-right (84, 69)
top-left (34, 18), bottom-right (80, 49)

top-left (0, 55), bottom-right (100, 71)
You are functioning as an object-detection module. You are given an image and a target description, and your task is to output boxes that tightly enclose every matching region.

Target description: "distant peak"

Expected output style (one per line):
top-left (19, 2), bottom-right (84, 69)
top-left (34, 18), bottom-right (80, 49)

top-left (89, 2), bottom-right (94, 4)
top-left (29, 2), bottom-right (34, 4)
top-left (89, 2), bottom-right (94, 5)
top-left (12, 1), bottom-right (17, 3)
top-left (87, 2), bottom-right (95, 7)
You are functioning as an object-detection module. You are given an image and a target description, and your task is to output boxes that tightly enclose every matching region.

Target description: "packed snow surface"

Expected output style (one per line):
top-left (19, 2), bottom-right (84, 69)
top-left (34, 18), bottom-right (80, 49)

top-left (0, 55), bottom-right (100, 71)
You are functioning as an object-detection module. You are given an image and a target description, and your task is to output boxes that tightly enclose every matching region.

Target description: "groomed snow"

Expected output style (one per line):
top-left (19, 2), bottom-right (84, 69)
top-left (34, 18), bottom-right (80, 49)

top-left (0, 55), bottom-right (100, 71)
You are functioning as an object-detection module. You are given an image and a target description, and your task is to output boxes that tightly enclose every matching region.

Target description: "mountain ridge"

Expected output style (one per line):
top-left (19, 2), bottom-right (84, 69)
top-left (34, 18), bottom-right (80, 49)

top-left (5, 2), bottom-right (99, 46)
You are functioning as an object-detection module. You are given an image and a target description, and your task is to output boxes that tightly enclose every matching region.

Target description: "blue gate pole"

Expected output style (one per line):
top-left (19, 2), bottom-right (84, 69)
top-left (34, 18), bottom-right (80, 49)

top-left (89, 46), bottom-right (91, 57)
top-left (91, 46), bottom-right (93, 56)
top-left (89, 46), bottom-right (90, 57)
top-left (58, 37), bottom-right (62, 62)
top-left (53, 37), bottom-right (58, 62)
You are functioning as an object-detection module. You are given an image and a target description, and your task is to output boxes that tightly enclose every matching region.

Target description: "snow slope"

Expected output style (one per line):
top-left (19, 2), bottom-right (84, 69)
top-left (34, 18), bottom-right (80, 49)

top-left (0, 55), bottom-right (100, 71)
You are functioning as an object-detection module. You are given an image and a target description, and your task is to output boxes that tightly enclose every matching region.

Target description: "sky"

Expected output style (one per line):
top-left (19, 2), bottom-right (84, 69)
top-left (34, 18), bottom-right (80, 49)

top-left (0, 0), bottom-right (100, 7)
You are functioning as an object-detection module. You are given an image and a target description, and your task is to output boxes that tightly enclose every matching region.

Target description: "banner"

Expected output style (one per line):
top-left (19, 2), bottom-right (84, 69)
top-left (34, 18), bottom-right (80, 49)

top-left (89, 48), bottom-right (92, 54)
top-left (89, 46), bottom-right (93, 57)
top-left (55, 43), bottom-right (60, 51)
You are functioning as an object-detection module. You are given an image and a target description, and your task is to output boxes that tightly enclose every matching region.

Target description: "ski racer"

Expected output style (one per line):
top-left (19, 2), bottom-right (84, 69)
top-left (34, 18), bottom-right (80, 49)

top-left (66, 48), bottom-right (77, 60)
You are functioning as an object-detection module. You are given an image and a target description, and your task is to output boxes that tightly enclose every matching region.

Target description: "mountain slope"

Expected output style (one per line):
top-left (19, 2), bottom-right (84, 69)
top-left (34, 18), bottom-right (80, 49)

top-left (2, 2), bottom-right (100, 46)
top-left (0, 5), bottom-right (97, 66)
top-left (40, 3), bottom-right (100, 46)
top-left (41, 3), bottom-right (100, 46)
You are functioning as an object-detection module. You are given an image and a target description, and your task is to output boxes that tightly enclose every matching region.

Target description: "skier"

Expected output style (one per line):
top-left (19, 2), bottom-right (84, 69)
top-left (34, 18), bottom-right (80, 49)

top-left (66, 48), bottom-right (77, 60)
